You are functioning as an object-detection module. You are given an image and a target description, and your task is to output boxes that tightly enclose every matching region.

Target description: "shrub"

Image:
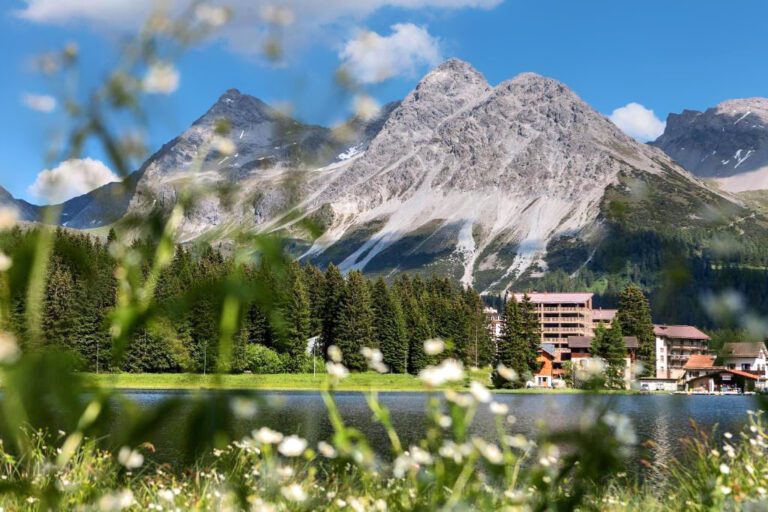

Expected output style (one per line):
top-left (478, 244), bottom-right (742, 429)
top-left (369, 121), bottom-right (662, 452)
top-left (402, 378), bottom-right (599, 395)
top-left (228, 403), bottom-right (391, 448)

top-left (243, 344), bottom-right (284, 374)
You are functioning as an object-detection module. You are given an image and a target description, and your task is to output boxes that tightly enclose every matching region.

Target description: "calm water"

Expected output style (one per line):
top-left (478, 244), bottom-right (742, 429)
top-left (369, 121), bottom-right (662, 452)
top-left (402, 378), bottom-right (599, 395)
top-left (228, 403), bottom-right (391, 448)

top-left (107, 391), bottom-right (762, 470)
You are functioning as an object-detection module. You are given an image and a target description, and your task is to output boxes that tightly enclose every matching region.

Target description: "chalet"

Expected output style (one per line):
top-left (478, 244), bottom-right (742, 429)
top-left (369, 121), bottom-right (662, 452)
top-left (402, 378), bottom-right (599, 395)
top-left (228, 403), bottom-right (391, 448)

top-left (684, 368), bottom-right (759, 393)
top-left (654, 325), bottom-right (711, 379)
top-left (682, 354), bottom-right (718, 381)
top-left (718, 342), bottom-right (768, 378)
top-left (592, 308), bottom-right (617, 328)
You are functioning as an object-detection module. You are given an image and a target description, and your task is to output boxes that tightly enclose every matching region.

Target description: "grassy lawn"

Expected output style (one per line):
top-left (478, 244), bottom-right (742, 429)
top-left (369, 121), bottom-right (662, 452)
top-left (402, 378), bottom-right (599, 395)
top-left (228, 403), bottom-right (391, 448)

top-left (79, 371), bottom-right (621, 393)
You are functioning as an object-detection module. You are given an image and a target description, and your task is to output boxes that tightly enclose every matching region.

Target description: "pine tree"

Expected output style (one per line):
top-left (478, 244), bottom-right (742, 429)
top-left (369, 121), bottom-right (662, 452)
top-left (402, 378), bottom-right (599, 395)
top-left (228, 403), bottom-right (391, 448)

top-left (302, 265), bottom-right (325, 338)
top-left (321, 264), bottom-right (345, 356)
top-left (371, 277), bottom-right (407, 373)
top-left (335, 270), bottom-right (374, 371)
top-left (276, 262), bottom-right (311, 371)
top-left (604, 317), bottom-right (627, 389)
top-left (617, 284), bottom-right (655, 376)
top-left (492, 294), bottom-right (539, 389)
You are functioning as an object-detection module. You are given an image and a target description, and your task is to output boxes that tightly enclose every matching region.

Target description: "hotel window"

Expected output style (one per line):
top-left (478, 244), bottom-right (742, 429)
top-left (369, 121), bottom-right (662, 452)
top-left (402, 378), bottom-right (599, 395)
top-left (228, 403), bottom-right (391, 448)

top-left (742, 363), bottom-right (751, 371)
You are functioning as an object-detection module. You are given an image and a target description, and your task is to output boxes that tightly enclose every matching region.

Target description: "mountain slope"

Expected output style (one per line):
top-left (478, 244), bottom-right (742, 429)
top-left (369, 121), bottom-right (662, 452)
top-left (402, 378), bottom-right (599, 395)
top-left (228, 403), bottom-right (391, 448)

top-left (293, 60), bottom-right (754, 292)
top-left (0, 186), bottom-right (39, 221)
top-left (652, 98), bottom-right (768, 192)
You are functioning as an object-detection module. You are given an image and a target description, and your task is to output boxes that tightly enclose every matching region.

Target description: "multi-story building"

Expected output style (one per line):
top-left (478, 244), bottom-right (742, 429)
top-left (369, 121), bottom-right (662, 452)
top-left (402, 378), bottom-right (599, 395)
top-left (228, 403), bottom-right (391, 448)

top-left (484, 307), bottom-right (503, 340)
top-left (512, 292), bottom-right (594, 348)
top-left (654, 325), bottom-right (711, 379)
top-left (592, 308), bottom-right (617, 328)
top-left (718, 342), bottom-right (768, 378)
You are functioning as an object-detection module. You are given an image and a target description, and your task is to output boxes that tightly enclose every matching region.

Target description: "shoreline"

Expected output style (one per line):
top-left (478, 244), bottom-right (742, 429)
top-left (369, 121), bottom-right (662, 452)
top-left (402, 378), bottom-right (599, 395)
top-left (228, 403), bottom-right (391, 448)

top-left (77, 372), bottom-right (640, 394)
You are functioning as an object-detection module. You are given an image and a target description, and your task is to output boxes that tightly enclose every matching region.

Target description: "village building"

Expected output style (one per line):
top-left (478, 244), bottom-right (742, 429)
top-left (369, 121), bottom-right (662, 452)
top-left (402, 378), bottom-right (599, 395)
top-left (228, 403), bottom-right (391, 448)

top-left (512, 293), bottom-right (595, 347)
top-left (592, 308), bottom-right (617, 328)
top-left (484, 307), bottom-right (503, 340)
top-left (654, 325), bottom-right (711, 379)
top-left (684, 368), bottom-right (759, 393)
top-left (681, 354), bottom-right (718, 381)
top-left (717, 342), bottom-right (768, 378)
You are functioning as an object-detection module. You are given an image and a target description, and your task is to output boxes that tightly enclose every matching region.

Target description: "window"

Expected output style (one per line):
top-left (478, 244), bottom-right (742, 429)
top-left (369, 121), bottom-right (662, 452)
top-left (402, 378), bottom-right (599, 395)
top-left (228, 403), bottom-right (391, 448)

top-left (742, 363), bottom-right (751, 371)
top-left (727, 364), bottom-right (735, 370)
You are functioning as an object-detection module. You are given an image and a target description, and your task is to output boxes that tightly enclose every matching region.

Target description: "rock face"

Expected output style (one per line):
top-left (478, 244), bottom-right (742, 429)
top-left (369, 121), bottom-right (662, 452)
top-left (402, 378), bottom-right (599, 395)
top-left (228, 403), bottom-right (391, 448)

top-left (299, 60), bottom-right (704, 291)
top-left (5, 59), bottom-right (762, 292)
top-left (0, 186), bottom-right (39, 221)
top-left (652, 98), bottom-right (768, 192)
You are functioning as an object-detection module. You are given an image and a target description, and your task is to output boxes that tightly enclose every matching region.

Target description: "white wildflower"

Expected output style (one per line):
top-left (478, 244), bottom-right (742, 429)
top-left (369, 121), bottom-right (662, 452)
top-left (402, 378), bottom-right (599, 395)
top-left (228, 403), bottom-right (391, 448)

top-left (361, 347), bottom-right (388, 373)
top-left (142, 62), bottom-right (180, 95)
top-left (353, 95), bottom-right (381, 121)
top-left (0, 252), bottom-right (11, 272)
top-left (211, 135), bottom-right (236, 156)
top-left (327, 345), bottom-right (342, 363)
top-left (278, 435), bottom-right (307, 457)
top-left (393, 453), bottom-right (416, 477)
top-left (489, 401), bottom-right (509, 416)
top-left (603, 412), bottom-right (637, 446)
top-left (158, 488), bottom-right (174, 502)
top-left (0, 207), bottom-right (19, 231)
top-left (444, 389), bottom-right (472, 408)
top-left (230, 397), bottom-right (257, 419)
top-left (277, 465), bottom-right (294, 479)
top-left (410, 446), bottom-right (433, 465)
top-left (496, 363), bottom-right (517, 382)
top-left (469, 381), bottom-right (491, 403)
top-left (719, 463), bottom-right (730, 475)
top-left (437, 414), bottom-right (452, 428)
top-left (98, 489), bottom-right (134, 511)
top-left (280, 483), bottom-right (307, 502)
top-left (0, 332), bottom-right (20, 364)
top-left (261, 5), bottom-right (295, 26)
top-left (473, 438), bottom-right (503, 464)
top-left (724, 432), bottom-right (733, 439)
top-left (117, 447), bottom-right (143, 469)
top-left (317, 441), bottom-right (336, 458)
top-left (720, 486), bottom-right (732, 495)
top-left (254, 427), bottom-right (283, 445)
top-left (195, 4), bottom-right (229, 27)
top-left (375, 498), bottom-right (387, 511)
top-left (423, 338), bottom-right (445, 356)
top-left (418, 359), bottom-right (465, 387)
top-left (327, 362), bottom-right (349, 381)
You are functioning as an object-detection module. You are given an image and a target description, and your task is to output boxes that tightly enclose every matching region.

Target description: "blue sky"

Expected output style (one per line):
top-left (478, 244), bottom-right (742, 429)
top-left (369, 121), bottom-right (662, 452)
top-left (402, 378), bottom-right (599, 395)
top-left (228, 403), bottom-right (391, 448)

top-left (2, 0), bottom-right (767, 203)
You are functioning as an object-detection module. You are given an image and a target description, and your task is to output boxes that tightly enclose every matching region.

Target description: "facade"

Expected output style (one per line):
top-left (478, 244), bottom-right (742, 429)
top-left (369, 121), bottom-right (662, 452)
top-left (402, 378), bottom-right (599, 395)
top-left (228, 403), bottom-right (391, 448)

top-left (718, 342), bottom-right (768, 378)
top-left (484, 307), bottom-right (503, 340)
top-left (512, 293), bottom-right (595, 347)
top-left (563, 334), bottom-right (639, 385)
top-left (654, 325), bottom-right (711, 379)
top-left (684, 368), bottom-right (758, 393)
top-left (592, 309), bottom-right (617, 328)
top-left (682, 354), bottom-right (718, 381)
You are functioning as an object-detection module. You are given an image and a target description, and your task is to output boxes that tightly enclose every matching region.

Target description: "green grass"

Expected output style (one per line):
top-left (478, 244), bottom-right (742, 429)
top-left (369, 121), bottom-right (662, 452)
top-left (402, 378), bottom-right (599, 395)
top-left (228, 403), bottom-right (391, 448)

top-left (79, 371), bottom-right (629, 393)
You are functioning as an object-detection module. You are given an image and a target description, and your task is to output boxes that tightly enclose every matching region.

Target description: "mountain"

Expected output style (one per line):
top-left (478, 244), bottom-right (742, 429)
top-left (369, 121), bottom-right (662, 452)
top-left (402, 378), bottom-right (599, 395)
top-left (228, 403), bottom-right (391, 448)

top-left (5, 60), bottom-right (768, 304)
top-left (651, 98), bottom-right (768, 192)
top-left (0, 186), bottom-right (39, 221)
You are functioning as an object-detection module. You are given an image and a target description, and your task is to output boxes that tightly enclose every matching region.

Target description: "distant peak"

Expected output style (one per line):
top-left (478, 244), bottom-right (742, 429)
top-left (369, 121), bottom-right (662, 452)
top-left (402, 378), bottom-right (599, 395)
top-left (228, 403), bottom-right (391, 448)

top-left (509, 71), bottom-right (562, 88)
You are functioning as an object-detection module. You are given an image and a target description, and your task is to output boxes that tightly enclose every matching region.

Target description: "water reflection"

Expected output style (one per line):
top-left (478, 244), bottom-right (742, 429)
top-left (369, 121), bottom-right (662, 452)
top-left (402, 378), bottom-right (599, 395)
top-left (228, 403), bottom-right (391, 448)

top-left (109, 391), bottom-right (760, 472)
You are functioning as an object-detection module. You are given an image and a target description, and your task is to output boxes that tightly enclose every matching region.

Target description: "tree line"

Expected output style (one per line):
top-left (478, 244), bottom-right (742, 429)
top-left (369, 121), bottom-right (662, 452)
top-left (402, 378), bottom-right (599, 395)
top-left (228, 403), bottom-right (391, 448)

top-left (0, 227), bottom-right (494, 375)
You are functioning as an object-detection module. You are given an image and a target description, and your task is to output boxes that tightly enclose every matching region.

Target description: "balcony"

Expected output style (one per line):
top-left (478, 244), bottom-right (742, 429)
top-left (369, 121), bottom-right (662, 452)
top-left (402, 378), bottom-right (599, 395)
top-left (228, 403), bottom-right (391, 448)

top-left (542, 327), bottom-right (587, 334)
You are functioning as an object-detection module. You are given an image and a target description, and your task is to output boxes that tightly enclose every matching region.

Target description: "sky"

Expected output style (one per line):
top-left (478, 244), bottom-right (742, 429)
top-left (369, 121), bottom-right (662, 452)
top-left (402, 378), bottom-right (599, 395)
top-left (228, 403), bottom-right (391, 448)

top-left (2, 0), bottom-right (767, 203)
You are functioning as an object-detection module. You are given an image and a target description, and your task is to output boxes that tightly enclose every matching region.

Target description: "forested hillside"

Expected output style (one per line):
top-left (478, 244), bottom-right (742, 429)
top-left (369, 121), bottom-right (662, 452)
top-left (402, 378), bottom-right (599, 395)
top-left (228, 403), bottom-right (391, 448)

top-left (0, 228), bottom-right (493, 374)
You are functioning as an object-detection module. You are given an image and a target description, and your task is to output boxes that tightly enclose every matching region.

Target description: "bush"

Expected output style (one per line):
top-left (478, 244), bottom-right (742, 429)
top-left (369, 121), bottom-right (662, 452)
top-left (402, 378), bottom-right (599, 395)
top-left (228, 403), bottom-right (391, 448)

top-left (243, 344), bottom-right (284, 374)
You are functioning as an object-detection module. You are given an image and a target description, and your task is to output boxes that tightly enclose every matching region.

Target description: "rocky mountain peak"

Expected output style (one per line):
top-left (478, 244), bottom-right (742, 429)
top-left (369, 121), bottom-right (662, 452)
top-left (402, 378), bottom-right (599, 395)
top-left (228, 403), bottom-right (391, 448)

top-left (195, 88), bottom-right (278, 128)
top-left (652, 96), bottom-right (768, 190)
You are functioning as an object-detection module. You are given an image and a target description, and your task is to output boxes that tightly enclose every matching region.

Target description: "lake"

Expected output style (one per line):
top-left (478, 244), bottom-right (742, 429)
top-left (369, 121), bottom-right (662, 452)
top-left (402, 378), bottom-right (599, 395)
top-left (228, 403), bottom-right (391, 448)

top-left (108, 391), bottom-right (762, 472)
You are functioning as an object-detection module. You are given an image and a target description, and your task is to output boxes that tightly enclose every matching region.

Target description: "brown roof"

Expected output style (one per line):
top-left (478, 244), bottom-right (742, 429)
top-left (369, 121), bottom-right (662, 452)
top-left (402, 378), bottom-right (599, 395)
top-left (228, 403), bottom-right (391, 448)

top-left (593, 309), bottom-right (617, 321)
top-left (654, 325), bottom-right (710, 341)
top-left (567, 335), bottom-right (638, 349)
top-left (513, 292), bottom-right (593, 304)
top-left (720, 342), bottom-right (767, 358)
top-left (683, 354), bottom-right (716, 369)
top-left (567, 336), bottom-right (592, 348)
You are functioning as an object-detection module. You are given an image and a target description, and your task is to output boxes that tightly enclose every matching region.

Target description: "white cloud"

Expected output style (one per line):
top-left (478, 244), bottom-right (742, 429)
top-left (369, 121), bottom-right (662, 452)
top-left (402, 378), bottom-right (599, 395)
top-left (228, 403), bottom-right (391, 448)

top-left (14, 1), bottom-right (501, 55)
top-left (609, 102), bottom-right (666, 142)
top-left (22, 93), bottom-right (56, 113)
top-left (28, 158), bottom-right (119, 204)
top-left (340, 23), bottom-right (441, 84)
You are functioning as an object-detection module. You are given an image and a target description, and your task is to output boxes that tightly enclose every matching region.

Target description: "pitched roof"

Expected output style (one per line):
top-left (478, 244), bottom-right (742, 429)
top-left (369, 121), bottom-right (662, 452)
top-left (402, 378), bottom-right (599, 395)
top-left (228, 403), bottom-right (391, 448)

top-left (540, 343), bottom-right (557, 358)
top-left (567, 336), bottom-right (592, 348)
top-left (683, 354), bottom-right (717, 369)
top-left (720, 342), bottom-right (767, 358)
top-left (512, 292), bottom-right (593, 304)
top-left (566, 335), bottom-right (638, 349)
top-left (623, 336), bottom-right (639, 349)
top-left (686, 368), bottom-right (759, 382)
top-left (654, 325), bottom-right (710, 340)
top-left (593, 309), bottom-right (617, 321)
